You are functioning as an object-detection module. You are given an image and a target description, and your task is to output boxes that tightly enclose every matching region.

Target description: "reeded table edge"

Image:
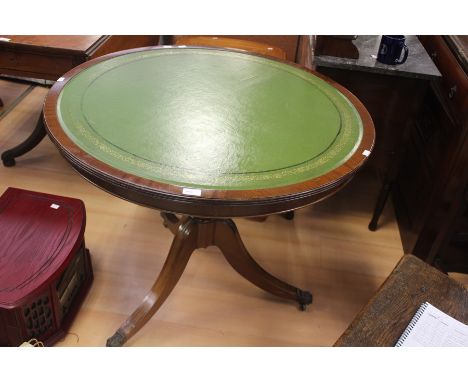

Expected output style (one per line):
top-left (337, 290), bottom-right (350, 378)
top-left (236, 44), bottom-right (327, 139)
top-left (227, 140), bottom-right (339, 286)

top-left (43, 46), bottom-right (375, 218)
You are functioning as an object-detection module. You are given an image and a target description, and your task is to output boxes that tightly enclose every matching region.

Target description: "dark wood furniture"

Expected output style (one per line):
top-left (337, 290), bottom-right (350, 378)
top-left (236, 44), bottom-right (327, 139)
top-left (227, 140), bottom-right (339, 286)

top-left (0, 35), bottom-right (160, 167)
top-left (0, 187), bottom-right (93, 346)
top-left (315, 36), bottom-right (359, 59)
top-left (313, 35), bottom-right (441, 232)
top-left (171, 35), bottom-right (314, 74)
top-left (173, 36), bottom-right (287, 60)
top-left (43, 46), bottom-right (374, 346)
top-left (334, 254), bottom-right (468, 346)
top-left (167, 35), bottom-right (301, 62)
top-left (394, 36), bottom-right (468, 273)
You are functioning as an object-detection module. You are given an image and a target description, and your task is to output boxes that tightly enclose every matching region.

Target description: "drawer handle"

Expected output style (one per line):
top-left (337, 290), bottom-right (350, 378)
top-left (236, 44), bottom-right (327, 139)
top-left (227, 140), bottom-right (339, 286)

top-left (448, 85), bottom-right (457, 99)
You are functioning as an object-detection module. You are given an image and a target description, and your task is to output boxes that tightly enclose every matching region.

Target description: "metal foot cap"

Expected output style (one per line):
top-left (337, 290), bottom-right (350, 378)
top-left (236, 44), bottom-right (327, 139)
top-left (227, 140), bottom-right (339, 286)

top-left (106, 331), bottom-right (126, 347)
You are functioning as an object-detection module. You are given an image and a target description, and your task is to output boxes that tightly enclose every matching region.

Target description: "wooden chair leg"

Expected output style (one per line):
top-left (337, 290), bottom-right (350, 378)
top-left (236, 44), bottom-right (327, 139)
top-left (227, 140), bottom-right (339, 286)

top-left (214, 219), bottom-right (312, 310)
top-left (106, 217), bottom-right (198, 346)
top-left (1, 111), bottom-right (46, 167)
top-left (368, 179), bottom-right (392, 231)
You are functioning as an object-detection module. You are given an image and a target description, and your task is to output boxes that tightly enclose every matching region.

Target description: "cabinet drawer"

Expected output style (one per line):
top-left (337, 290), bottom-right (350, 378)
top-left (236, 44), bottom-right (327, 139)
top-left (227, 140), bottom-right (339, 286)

top-left (0, 49), bottom-right (77, 80)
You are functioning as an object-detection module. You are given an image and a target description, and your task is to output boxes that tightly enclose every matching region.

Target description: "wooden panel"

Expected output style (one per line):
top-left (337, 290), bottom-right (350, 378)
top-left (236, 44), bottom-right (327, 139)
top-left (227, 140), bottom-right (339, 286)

top-left (394, 36), bottom-right (468, 270)
top-left (444, 35), bottom-right (468, 72)
top-left (169, 35), bottom-right (299, 62)
top-left (296, 35), bottom-right (313, 69)
top-left (0, 35), bottom-right (104, 53)
top-left (442, 243), bottom-right (468, 274)
top-left (0, 50), bottom-right (77, 80)
top-left (0, 35), bottom-right (160, 80)
top-left (394, 91), bottom-right (455, 253)
top-left (223, 36), bottom-right (299, 62)
top-left (89, 35), bottom-right (160, 58)
top-left (173, 36), bottom-right (286, 60)
top-left (419, 35), bottom-right (468, 119)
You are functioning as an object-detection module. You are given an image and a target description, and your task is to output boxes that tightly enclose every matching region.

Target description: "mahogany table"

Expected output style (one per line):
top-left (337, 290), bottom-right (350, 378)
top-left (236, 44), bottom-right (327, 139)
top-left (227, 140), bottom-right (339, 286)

top-left (0, 35), bottom-right (159, 166)
top-left (43, 46), bottom-right (375, 346)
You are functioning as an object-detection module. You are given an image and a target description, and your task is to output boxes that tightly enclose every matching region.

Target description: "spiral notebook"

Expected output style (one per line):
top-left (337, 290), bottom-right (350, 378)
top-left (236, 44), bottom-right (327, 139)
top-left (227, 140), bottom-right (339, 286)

top-left (395, 302), bottom-right (468, 347)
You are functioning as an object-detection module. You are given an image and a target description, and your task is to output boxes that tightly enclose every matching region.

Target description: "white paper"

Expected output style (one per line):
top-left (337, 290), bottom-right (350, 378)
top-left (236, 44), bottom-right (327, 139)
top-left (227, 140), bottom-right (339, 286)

top-left (396, 302), bottom-right (468, 347)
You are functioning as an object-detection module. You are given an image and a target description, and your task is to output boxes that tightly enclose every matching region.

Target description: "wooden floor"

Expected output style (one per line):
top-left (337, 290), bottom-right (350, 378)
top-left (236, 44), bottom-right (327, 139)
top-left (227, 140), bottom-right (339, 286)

top-left (0, 80), bottom-right (465, 347)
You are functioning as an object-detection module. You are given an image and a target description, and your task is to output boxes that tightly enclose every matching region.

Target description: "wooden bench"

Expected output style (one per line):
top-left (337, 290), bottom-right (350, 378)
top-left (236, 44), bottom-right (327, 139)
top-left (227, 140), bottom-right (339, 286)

top-left (335, 254), bottom-right (468, 346)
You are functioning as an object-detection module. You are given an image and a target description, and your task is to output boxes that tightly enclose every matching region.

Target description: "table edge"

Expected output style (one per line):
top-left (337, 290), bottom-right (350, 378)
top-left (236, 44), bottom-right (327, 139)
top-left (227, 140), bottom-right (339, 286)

top-left (43, 45), bottom-right (375, 217)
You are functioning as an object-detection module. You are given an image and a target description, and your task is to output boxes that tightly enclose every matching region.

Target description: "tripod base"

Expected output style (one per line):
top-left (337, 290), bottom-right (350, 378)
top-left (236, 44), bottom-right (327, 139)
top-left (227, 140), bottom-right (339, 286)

top-left (106, 214), bottom-right (312, 346)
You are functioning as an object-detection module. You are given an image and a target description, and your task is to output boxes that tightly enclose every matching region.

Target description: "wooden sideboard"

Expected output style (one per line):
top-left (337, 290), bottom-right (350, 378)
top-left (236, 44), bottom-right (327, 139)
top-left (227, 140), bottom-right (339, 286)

top-left (0, 35), bottom-right (160, 80)
top-left (312, 35), bottom-right (467, 273)
top-left (394, 36), bottom-right (468, 273)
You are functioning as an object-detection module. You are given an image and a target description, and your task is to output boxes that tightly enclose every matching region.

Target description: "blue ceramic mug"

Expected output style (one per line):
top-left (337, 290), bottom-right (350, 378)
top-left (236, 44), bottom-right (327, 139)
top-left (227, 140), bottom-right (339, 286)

top-left (377, 35), bottom-right (409, 65)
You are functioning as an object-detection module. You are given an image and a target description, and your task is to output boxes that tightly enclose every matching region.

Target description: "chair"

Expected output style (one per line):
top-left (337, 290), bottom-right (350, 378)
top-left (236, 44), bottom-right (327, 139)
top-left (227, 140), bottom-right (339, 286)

top-left (173, 36), bottom-right (287, 60)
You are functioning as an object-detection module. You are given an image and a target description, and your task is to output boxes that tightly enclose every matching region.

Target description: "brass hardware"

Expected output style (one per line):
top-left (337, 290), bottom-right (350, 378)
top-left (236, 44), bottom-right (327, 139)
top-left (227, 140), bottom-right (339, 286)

top-left (448, 85), bottom-right (457, 99)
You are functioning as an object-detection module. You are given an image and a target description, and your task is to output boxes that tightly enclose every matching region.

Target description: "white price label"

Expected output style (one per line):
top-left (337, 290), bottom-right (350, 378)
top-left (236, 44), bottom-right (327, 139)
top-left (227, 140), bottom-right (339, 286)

top-left (182, 188), bottom-right (202, 196)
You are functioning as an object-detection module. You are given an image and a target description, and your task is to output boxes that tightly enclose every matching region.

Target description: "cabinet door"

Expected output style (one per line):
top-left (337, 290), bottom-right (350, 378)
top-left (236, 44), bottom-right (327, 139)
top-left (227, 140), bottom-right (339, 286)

top-left (409, 36), bottom-right (468, 268)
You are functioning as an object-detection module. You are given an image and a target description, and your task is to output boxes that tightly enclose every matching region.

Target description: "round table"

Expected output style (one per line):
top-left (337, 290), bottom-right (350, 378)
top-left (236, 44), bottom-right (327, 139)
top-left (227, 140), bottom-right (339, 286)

top-left (43, 46), bottom-right (374, 346)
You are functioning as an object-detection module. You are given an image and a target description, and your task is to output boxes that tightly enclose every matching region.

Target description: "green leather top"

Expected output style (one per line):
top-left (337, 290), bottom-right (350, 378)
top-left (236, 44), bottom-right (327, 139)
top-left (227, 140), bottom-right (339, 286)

top-left (57, 48), bottom-right (363, 190)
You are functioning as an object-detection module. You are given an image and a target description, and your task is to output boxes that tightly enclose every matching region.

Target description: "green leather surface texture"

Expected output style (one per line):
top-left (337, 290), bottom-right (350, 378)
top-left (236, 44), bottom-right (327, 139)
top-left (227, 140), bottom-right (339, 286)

top-left (57, 48), bottom-right (363, 190)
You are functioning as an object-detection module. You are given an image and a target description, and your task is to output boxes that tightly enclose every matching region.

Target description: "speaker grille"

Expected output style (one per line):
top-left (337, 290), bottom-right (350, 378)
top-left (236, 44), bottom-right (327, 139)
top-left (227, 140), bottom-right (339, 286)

top-left (22, 294), bottom-right (54, 338)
